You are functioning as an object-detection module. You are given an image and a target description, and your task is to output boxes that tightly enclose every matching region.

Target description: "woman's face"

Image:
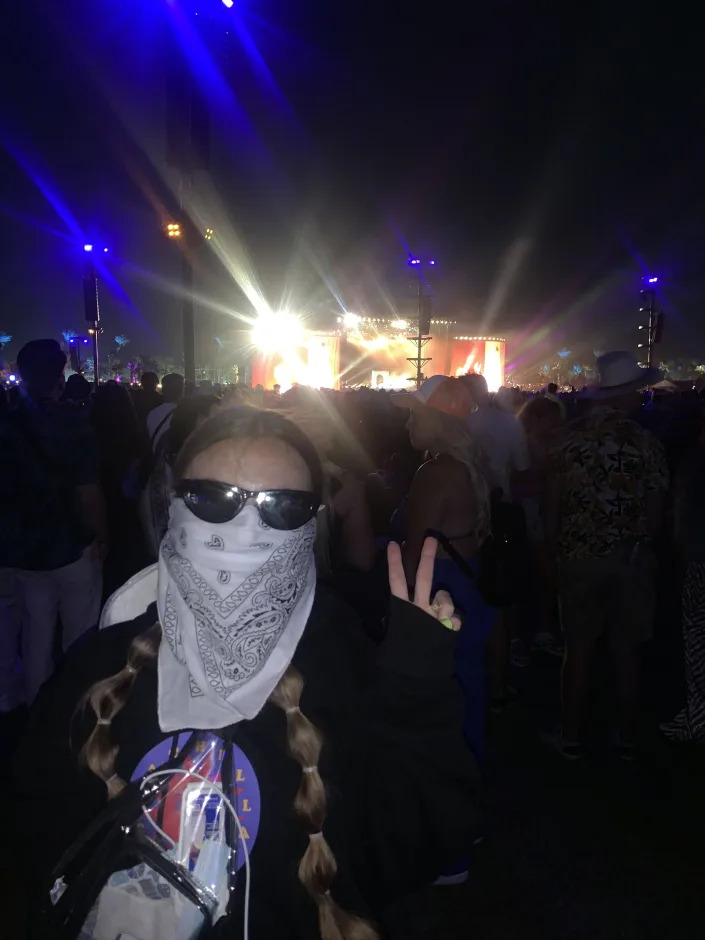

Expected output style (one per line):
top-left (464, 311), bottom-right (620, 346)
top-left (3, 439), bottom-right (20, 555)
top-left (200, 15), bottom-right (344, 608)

top-left (406, 407), bottom-right (435, 453)
top-left (185, 436), bottom-right (313, 493)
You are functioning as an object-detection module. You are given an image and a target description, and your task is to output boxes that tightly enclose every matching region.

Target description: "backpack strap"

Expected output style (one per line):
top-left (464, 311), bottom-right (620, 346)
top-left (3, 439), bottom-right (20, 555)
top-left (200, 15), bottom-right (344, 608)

top-left (150, 409), bottom-right (174, 450)
top-left (427, 529), bottom-right (476, 581)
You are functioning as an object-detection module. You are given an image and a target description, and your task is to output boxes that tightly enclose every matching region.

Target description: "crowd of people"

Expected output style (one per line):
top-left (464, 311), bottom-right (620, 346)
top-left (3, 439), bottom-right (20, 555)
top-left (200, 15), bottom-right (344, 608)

top-left (1, 336), bottom-right (704, 938)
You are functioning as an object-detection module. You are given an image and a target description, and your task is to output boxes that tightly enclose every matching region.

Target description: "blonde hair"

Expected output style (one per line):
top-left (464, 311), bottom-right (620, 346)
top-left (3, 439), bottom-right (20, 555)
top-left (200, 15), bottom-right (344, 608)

top-left (426, 409), bottom-right (492, 540)
top-left (78, 629), bottom-right (378, 940)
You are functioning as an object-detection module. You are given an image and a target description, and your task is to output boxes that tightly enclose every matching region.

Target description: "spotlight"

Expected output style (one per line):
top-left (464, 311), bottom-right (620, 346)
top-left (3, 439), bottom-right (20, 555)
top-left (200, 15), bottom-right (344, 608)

top-left (8, 374), bottom-right (16, 383)
top-left (166, 222), bottom-right (182, 239)
top-left (205, 227), bottom-right (214, 240)
top-left (222, 0), bottom-right (234, 6)
top-left (251, 311), bottom-right (304, 354)
top-left (391, 319), bottom-right (409, 330)
top-left (103, 247), bottom-right (109, 253)
top-left (84, 244), bottom-right (93, 252)
top-left (648, 276), bottom-right (658, 283)
top-left (342, 312), bottom-right (361, 329)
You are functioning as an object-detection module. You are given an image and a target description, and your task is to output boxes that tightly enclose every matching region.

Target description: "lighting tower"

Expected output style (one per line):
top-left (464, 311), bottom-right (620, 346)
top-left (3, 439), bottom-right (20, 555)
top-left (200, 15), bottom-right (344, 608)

top-left (407, 258), bottom-right (436, 388)
top-left (637, 277), bottom-right (664, 369)
top-left (83, 244), bottom-right (101, 388)
top-left (165, 1), bottom-right (232, 386)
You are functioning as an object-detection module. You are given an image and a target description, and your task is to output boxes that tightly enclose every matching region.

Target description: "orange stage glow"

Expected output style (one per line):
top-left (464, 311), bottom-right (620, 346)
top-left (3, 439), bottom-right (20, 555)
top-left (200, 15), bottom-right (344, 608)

top-left (251, 332), bottom-right (341, 391)
top-left (251, 326), bottom-right (505, 391)
top-left (344, 331), bottom-right (506, 390)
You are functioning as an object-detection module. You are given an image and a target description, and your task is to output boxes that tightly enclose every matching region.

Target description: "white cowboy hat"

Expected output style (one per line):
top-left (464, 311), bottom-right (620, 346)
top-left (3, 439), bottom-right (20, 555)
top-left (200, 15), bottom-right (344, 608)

top-left (391, 374), bottom-right (474, 419)
top-left (588, 351), bottom-right (662, 399)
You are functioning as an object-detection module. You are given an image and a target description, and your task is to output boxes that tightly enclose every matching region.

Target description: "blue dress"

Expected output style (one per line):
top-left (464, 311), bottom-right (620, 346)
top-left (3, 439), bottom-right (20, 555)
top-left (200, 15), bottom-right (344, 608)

top-left (433, 556), bottom-right (497, 762)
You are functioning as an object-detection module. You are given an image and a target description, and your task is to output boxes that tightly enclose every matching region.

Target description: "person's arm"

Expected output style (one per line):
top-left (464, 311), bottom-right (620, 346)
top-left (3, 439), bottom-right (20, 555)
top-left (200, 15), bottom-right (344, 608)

top-left (332, 473), bottom-right (376, 572)
top-left (71, 414), bottom-right (109, 556)
top-left (345, 538), bottom-right (481, 904)
top-left (401, 461), bottom-right (446, 585)
top-left (77, 483), bottom-right (109, 554)
top-left (508, 419), bottom-right (530, 500)
top-left (541, 444), bottom-right (563, 554)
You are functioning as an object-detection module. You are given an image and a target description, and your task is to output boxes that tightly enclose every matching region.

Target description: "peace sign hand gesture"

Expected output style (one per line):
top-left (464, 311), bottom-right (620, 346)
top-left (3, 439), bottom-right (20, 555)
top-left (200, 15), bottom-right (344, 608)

top-left (387, 536), bottom-right (461, 632)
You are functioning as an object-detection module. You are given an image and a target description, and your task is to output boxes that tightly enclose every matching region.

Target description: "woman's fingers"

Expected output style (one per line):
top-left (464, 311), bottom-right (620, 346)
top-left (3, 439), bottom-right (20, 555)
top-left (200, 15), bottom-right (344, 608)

top-left (430, 589), bottom-right (461, 632)
top-left (387, 541), bottom-right (409, 602)
top-left (430, 589), bottom-right (454, 620)
top-left (413, 536), bottom-right (438, 609)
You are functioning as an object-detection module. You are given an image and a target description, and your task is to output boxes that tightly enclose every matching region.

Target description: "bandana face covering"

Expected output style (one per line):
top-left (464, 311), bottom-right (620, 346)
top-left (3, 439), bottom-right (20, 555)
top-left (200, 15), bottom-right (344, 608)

top-left (157, 498), bottom-right (316, 732)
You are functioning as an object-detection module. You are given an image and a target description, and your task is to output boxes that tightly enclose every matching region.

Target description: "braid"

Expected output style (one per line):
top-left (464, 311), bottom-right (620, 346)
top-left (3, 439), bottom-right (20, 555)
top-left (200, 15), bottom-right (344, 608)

top-left (79, 633), bottom-right (377, 937)
top-left (78, 623), bottom-right (161, 799)
top-left (269, 666), bottom-right (379, 940)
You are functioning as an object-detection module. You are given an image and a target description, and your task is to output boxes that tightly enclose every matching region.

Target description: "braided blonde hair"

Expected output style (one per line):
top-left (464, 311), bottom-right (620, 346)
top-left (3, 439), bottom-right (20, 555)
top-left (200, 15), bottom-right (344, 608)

top-left (78, 623), bottom-right (161, 799)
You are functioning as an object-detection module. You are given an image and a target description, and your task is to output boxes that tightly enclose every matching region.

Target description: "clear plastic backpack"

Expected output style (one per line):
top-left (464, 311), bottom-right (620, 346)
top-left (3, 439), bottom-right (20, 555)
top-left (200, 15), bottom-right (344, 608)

top-left (42, 732), bottom-right (251, 940)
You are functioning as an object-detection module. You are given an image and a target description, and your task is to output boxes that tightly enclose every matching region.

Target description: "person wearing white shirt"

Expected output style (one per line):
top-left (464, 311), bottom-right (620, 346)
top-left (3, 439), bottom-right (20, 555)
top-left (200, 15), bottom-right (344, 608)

top-left (460, 373), bottom-right (529, 500)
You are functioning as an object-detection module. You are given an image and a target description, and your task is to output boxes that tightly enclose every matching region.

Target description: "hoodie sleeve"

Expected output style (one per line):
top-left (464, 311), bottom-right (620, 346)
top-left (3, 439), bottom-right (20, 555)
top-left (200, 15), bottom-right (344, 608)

top-left (344, 594), bottom-right (482, 905)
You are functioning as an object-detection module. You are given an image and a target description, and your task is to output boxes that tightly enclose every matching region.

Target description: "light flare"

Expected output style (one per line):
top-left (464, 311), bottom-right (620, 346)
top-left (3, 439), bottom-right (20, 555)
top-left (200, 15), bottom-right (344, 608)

top-left (250, 311), bottom-right (304, 354)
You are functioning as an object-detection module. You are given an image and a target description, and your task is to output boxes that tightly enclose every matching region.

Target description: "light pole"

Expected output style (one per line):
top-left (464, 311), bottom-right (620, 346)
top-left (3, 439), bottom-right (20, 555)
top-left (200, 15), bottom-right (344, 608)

top-left (407, 258), bottom-right (436, 388)
top-left (638, 277), bottom-right (664, 369)
top-left (83, 245), bottom-right (101, 388)
top-left (165, 3), bottom-right (233, 387)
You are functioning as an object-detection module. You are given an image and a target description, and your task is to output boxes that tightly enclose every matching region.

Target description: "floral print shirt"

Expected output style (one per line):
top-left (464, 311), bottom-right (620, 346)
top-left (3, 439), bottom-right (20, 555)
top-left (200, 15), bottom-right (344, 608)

top-left (551, 405), bottom-right (668, 561)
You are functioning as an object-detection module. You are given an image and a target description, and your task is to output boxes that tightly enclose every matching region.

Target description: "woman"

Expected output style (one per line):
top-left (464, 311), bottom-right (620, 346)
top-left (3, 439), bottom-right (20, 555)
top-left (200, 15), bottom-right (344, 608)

top-left (392, 376), bottom-right (494, 761)
top-left (16, 406), bottom-right (479, 939)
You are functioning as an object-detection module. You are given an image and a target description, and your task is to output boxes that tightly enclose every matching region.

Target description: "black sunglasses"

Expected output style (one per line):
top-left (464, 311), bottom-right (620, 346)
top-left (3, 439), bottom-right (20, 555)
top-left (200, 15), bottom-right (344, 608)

top-left (175, 479), bottom-right (319, 530)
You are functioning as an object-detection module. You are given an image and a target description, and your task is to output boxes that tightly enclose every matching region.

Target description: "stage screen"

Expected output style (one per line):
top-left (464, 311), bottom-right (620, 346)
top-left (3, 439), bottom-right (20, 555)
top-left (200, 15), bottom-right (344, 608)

top-left (251, 333), bottom-right (341, 391)
top-left (341, 332), bottom-right (506, 391)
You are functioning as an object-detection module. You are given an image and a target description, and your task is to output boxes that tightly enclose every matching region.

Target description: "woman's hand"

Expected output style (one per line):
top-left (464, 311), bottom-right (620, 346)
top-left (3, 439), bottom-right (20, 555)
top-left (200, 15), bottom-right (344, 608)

top-left (388, 536), bottom-right (461, 631)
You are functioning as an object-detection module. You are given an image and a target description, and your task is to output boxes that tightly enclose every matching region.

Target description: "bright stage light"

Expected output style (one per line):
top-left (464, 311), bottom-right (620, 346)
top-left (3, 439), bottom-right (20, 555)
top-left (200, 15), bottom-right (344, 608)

top-left (391, 319), bottom-right (409, 330)
top-left (166, 222), bottom-right (182, 239)
top-left (205, 227), bottom-right (214, 240)
top-left (342, 312), bottom-right (361, 329)
top-left (83, 244), bottom-right (93, 252)
top-left (251, 311), bottom-right (304, 354)
top-left (648, 276), bottom-right (658, 283)
top-left (222, 0), bottom-right (234, 7)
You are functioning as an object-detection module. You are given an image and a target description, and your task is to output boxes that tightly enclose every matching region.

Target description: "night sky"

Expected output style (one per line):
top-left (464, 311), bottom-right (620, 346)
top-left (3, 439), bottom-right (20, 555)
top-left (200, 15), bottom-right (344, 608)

top-left (1, 0), bottom-right (703, 375)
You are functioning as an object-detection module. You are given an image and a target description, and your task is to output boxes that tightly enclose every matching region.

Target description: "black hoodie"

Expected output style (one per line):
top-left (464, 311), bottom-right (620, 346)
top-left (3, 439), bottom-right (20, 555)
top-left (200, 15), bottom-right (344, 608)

top-left (15, 587), bottom-right (481, 938)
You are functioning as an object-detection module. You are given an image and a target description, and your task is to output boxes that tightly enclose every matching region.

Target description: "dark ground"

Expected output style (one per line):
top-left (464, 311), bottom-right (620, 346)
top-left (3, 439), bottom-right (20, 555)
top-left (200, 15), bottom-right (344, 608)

top-left (2, 625), bottom-right (704, 939)
top-left (383, 639), bottom-right (705, 940)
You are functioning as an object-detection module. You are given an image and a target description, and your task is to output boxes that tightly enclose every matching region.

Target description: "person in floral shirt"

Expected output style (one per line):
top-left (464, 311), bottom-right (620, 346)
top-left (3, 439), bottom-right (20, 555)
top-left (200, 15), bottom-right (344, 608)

top-left (544, 352), bottom-right (668, 760)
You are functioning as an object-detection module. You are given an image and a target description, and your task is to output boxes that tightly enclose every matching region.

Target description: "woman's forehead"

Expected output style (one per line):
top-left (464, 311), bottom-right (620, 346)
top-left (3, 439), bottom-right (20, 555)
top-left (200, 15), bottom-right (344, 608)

top-left (186, 437), bottom-right (312, 490)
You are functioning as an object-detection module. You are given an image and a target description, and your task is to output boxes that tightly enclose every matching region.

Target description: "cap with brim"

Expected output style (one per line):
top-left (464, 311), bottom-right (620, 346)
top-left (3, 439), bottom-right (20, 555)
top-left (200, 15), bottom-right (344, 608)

top-left (392, 375), bottom-right (473, 419)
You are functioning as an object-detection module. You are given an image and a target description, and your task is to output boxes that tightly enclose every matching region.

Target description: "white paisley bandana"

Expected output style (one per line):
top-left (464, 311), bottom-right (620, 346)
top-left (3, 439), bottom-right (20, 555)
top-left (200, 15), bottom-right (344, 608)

top-left (157, 499), bottom-right (316, 732)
